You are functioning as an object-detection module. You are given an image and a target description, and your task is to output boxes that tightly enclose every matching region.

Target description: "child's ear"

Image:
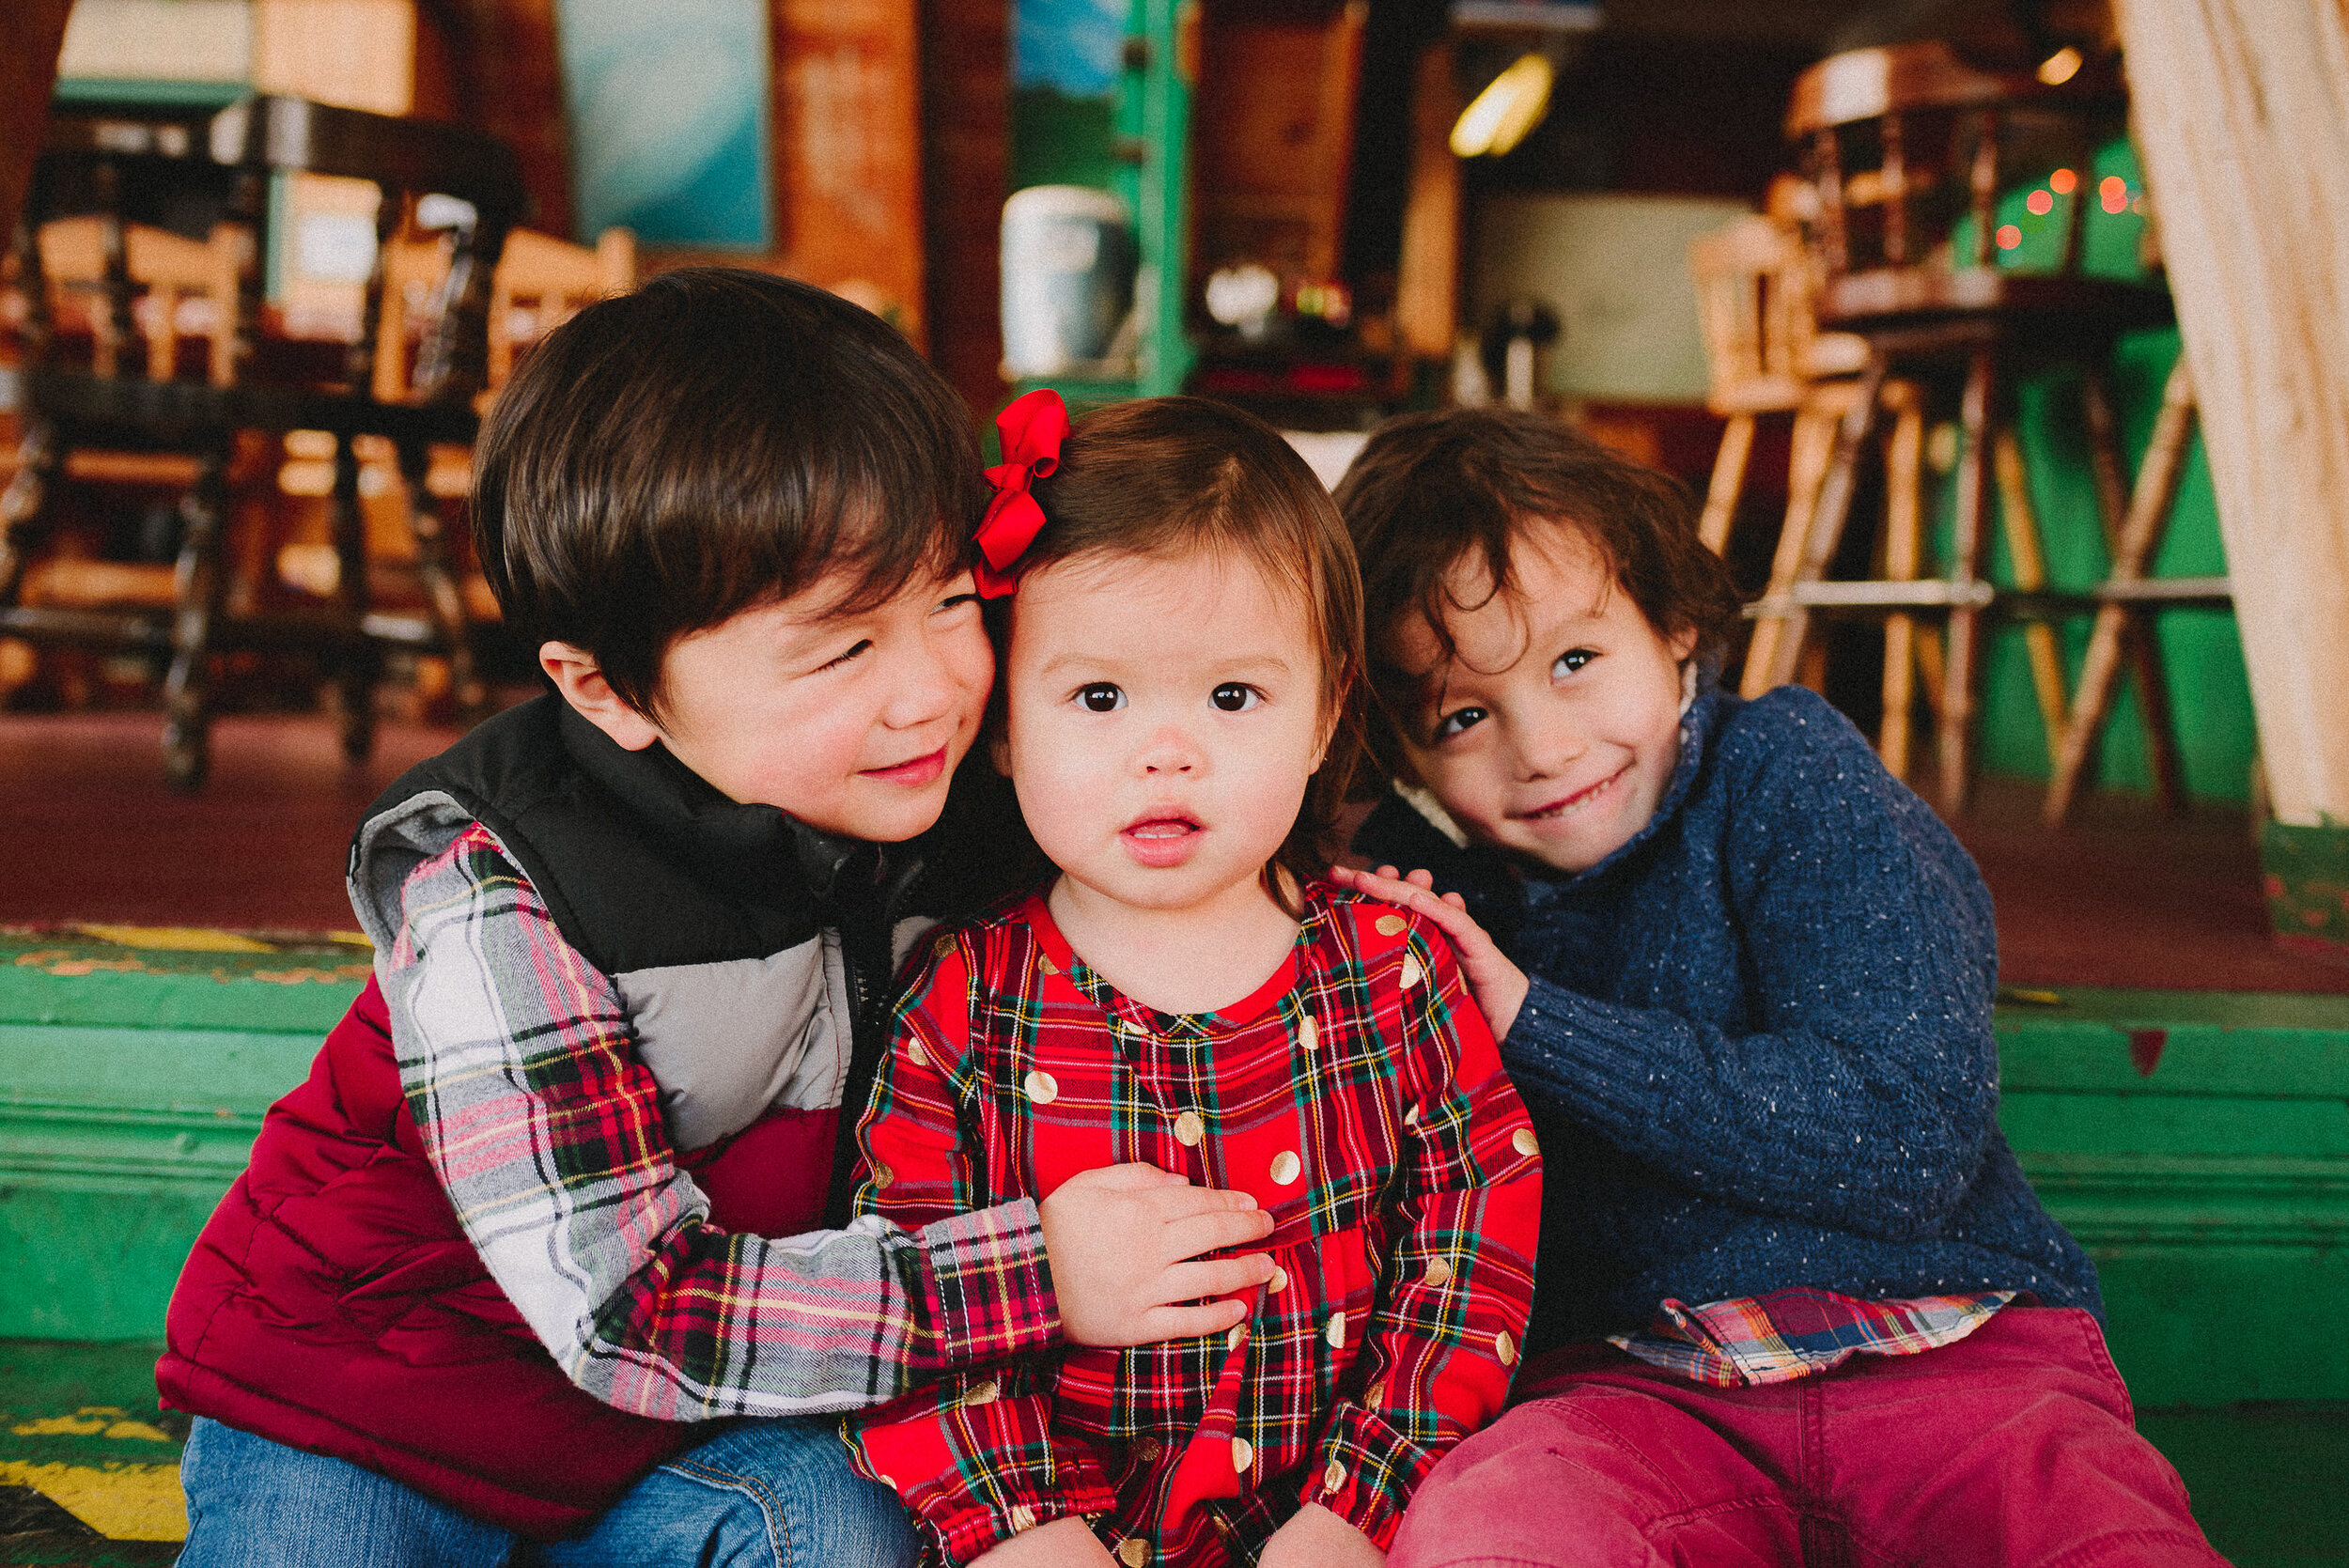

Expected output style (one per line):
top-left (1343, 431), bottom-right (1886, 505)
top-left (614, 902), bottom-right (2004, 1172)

top-left (539, 641), bottom-right (662, 753)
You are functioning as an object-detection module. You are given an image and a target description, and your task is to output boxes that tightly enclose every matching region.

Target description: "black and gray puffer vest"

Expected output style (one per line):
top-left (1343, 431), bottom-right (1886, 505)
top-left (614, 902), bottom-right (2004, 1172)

top-left (348, 692), bottom-right (936, 1220)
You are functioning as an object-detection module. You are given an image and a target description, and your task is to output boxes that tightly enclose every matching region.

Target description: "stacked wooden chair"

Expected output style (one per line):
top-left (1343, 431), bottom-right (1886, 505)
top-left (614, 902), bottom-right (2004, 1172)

top-left (1, 95), bottom-right (532, 788)
top-left (1738, 40), bottom-right (2199, 815)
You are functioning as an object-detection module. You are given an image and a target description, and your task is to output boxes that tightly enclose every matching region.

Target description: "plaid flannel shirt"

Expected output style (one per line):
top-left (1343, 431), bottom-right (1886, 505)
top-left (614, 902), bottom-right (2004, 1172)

top-left (847, 883), bottom-right (1542, 1567)
top-left (383, 821), bottom-right (1061, 1421)
top-left (1611, 1287), bottom-right (2018, 1388)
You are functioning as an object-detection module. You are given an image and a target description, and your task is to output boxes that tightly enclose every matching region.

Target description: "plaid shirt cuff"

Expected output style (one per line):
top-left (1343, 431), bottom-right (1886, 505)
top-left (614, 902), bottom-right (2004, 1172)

top-left (912, 1199), bottom-right (1061, 1370)
top-left (1298, 1402), bottom-right (1426, 1552)
top-left (851, 1386), bottom-right (1118, 1568)
top-left (926, 1454), bottom-right (1118, 1568)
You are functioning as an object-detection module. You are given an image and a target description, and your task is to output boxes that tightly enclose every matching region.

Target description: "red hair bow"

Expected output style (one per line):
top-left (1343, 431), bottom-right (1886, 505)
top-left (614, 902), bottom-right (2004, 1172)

top-left (973, 388), bottom-right (1069, 597)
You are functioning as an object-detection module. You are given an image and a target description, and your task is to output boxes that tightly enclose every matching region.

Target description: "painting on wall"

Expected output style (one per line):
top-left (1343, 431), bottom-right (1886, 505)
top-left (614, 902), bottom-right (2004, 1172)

top-left (555, 0), bottom-right (771, 248)
top-left (1012, 0), bottom-right (1126, 192)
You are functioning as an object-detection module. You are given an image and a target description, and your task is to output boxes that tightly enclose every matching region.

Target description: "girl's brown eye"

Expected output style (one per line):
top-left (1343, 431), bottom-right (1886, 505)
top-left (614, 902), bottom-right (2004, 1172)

top-left (1211, 683), bottom-right (1258, 712)
top-left (1080, 684), bottom-right (1126, 713)
top-left (1433, 706), bottom-right (1487, 741)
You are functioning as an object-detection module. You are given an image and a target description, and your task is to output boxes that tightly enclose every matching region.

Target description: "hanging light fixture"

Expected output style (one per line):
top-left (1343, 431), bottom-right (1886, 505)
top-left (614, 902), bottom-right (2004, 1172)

top-left (1446, 1), bottom-right (1598, 160)
top-left (1452, 52), bottom-right (1556, 158)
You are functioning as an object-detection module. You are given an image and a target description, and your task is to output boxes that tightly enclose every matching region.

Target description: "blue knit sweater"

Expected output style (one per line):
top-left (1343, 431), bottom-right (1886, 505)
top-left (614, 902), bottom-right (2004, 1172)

top-left (1352, 684), bottom-right (2099, 1356)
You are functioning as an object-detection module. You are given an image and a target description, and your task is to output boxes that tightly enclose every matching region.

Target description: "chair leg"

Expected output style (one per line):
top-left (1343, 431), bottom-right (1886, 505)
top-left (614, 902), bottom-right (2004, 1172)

top-left (1760, 362), bottom-right (1888, 693)
top-left (2079, 367), bottom-right (2186, 814)
top-left (1740, 404), bottom-right (1837, 698)
top-left (1990, 427), bottom-right (2069, 754)
top-left (1699, 413), bottom-right (1755, 556)
top-left (330, 435), bottom-right (379, 767)
top-left (1939, 346), bottom-right (1996, 815)
top-left (0, 415), bottom-right (65, 602)
top-left (1879, 381), bottom-right (1924, 780)
top-left (2045, 358), bottom-right (2199, 824)
top-left (397, 440), bottom-right (487, 723)
top-left (162, 444), bottom-right (231, 793)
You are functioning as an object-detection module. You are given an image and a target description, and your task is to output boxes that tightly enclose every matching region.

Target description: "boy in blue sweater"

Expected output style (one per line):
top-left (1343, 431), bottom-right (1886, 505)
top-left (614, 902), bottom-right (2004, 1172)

top-left (1329, 411), bottom-right (2221, 1566)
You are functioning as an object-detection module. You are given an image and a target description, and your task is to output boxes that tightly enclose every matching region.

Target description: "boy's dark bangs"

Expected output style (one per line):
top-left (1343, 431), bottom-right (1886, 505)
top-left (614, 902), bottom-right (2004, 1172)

top-left (664, 320), bottom-right (977, 625)
top-left (475, 269), bottom-right (987, 719)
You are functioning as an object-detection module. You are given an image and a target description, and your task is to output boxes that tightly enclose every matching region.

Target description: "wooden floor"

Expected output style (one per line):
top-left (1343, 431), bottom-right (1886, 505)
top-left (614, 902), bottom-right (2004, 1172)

top-left (3, 705), bottom-right (2346, 994)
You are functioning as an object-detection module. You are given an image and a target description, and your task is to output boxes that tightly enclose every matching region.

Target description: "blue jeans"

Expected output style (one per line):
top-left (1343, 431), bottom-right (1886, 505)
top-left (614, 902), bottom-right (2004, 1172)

top-left (176, 1415), bottom-right (921, 1567)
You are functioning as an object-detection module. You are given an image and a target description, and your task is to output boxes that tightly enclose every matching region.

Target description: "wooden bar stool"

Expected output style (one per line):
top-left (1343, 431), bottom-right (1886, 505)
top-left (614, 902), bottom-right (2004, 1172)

top-left (1751, 40), bottom-right (2177, 814)
top-left (0, 96), bottom-right (522, 789)
top-left (1689, 212), bottom-right (1946, 773)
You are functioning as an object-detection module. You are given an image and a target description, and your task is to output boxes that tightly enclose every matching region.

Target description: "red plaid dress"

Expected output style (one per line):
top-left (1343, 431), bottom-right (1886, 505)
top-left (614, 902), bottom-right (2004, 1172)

top-left (848, 882), bottom-right (1543, 1567)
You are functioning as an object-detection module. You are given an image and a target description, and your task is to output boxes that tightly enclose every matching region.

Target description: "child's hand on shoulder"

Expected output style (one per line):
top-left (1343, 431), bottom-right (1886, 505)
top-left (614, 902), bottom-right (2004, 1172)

top-left (1328, 864), bottom-right (1529, 1041)
top-left (1260, 1502), bottom-right (1385, 1568)
top-left (970, 1517), bottom-right (1118, 1567)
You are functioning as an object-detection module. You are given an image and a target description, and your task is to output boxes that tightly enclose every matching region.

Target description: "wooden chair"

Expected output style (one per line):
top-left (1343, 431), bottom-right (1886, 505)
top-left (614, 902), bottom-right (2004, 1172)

top-left (1753, 40), bottom-right (2183, 813)
top-left (377, 224), bottom-right (636, 406)
top-left (1688, 212), bottom-right (1868, 556)
top-left (349, 223), bottom-right (634, 675)
top-left (1688, 212), bottom-right (1958, 777)
top-left (0, 96), bottom-right (521, 788)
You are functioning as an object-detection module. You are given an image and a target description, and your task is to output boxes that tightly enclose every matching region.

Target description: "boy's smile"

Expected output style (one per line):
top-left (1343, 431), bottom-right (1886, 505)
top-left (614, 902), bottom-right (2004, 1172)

top-left (551, 566), bottom-right (993, 844)
top-left (1391, 526), bottom-right (1694, 876)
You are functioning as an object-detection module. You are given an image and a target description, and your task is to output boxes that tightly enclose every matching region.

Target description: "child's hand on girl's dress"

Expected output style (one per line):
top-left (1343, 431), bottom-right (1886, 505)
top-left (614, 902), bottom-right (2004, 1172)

top-left (1039, 1164), bottom-right (1276, 1347)
top-left (1326, 864), bottom-right (1530, 1042)
top-left (1259, 1501), bottom-right (1385, 1567)
top-left (970, 1517), bottom-right (1119, 1568)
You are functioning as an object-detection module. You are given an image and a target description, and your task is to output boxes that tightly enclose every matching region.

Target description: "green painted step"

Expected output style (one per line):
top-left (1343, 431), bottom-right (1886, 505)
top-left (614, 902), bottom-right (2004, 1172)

top-left (0, 933), bottom-right (367, 1344)
top-left (1994, 986), bottom-right (2349, 1408)
top-left (5, 932), bottom-right (2348, 1413)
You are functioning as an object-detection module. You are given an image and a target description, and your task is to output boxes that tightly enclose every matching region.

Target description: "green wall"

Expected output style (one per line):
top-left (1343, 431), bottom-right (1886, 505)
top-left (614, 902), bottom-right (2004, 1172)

top-left (1950, 141), bottom-right (2256, 802)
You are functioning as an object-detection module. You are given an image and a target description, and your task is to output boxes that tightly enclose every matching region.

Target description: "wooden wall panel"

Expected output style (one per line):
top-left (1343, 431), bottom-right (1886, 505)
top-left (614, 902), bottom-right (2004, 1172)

top-left (2114, 0), bottom-right (2349, 825)
top-left (771, 0), bottom-right (927, 346)
top-left (440, 0), bottom-right (575, 237)
top-left (0, 1), bottom-right (74, 260)
top-left (919, 0), bottom-right (1009, 420)
top-left (1192, 3), bottom-right (1366, 286)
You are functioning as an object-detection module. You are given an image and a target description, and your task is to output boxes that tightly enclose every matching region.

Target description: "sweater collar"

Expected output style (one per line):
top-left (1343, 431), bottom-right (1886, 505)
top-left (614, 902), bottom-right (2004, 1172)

top-left (555, 701), bottom-right (895, 906)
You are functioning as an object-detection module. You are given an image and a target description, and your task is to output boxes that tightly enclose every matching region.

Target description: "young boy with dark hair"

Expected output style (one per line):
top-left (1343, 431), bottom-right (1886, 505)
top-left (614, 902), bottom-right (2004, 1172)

top-left (160, 271), bottom-right (1275, 1567)
top-left (1330, 409), bottom-right (2222, 1566)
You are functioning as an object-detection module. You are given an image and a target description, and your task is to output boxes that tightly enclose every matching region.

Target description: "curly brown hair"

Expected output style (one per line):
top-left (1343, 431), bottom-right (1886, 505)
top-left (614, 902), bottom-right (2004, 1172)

top-left (1331, 408), bottom-right (1740, 779)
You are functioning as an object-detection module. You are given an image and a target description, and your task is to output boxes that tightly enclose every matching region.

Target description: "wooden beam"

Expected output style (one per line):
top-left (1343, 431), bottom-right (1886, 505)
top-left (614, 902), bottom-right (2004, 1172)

top-left (2114, 1), bottom-right (2349, 826)
top-left (1394, 40), bottom-right (1460, 361)
top-left (917, 0), bottom-right (1008, 419)
top-left (0, 1), bottom-right (73, 258)
top-left (771, 0), bottom-right (927, 348)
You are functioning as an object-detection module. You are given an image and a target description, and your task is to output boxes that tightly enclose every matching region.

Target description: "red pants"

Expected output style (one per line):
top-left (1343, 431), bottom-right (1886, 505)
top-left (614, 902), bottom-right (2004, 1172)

top-left (1389, 1308), bottom-right (2225, 1568)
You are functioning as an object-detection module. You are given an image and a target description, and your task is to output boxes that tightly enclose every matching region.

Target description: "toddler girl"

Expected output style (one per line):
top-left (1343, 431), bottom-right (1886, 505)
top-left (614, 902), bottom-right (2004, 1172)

top-left (846, 394), bottom-right (1542, 1568)
top-left (1330, 408), bottom-right (2224, 1566)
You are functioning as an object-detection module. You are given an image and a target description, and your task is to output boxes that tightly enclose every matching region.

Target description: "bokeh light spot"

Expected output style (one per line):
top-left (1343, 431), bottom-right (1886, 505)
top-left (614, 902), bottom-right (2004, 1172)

top-left (1996, 224), bottom-right (2023, 250)
top-left (2026, 189), bottom-right (2054, 215)
top-left (2050, 168), bottom-right (2077, 194)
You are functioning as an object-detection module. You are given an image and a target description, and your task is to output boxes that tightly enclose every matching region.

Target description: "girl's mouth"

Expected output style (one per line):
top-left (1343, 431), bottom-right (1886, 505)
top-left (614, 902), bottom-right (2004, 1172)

top-left (1120, 814), bottom-right (1204, 867)
top-left (861, 746), bottom-right (948, 786)
top-left (1517, 763), bottom-right (1631, 823)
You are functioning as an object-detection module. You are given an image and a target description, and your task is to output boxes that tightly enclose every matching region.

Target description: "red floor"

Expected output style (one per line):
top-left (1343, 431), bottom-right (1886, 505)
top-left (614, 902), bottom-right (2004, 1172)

top-left (3, 707), bottom-right (2345, 994)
